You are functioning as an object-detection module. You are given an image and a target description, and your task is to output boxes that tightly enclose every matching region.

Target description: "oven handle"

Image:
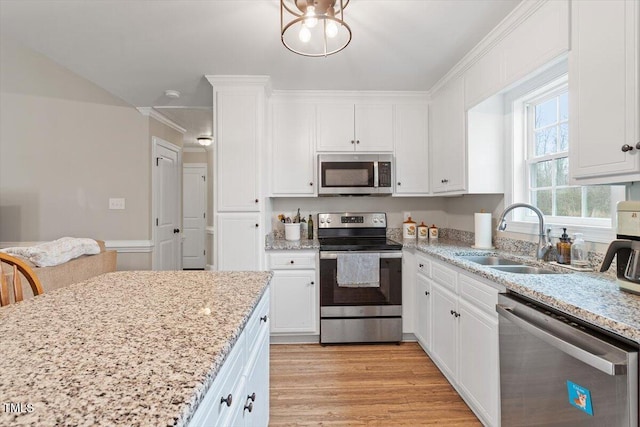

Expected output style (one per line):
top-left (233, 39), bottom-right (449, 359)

top-left (320, 251), bottom-right (402, 259)
top-left (496, 304), bottom-right (628, 376)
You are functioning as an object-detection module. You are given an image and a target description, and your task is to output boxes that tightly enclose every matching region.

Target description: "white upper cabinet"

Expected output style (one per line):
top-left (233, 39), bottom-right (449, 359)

top-left (271, 100), bottom-right (316, 196)
top-left (215, 87), bottom-right (264, 212)
top-left (316, 102), bottom-right (394, 152)
top-left (569, 0), bottom-right (640, 184)
top-left (430, 76), bottom-right (467, 194)
top-left (501, 0), bottom-right (569, 87)
top-left (394, 103), bottom-right (429, 195)
top-left (464, 0), bottom-right (569, 110)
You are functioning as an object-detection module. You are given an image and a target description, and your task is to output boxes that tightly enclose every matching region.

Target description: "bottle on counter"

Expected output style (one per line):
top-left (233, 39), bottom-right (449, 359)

top-left (429, 224), bottom-right (439, 240)
top-left (294, 208), bottom-right (301, 223)
top-left (403, 217), bottom-right (417, 239)
top-left (556, 228), bottom-right (572, 264)
top-left (308, 215), bottom-right (314, 239)
top-left (417, 222), bottom-right (429, 241)
top-left (571, 233), bottom-right (588, 268)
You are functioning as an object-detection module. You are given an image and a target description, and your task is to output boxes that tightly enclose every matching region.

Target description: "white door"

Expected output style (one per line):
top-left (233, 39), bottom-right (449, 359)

top-left (153, 137), bottom-right (182, 270)
top-left (183, 164), bottom-right (207, 269)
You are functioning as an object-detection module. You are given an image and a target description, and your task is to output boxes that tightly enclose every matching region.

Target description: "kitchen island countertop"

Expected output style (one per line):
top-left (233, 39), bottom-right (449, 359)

top-left (0, 270), bottom-right (272, 427)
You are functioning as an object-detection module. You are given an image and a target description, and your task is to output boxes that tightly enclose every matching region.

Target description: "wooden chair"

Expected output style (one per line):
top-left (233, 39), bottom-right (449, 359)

top-left (0, 252), bottom-right (44, 306)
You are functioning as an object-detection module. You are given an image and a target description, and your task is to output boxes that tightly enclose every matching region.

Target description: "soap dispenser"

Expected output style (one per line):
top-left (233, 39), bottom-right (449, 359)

top-left (556, 228), bottom-right (572, 265)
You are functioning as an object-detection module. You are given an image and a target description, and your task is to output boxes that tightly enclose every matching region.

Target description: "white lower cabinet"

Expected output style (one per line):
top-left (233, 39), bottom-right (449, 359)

top-left (414, 255), bottom-right (503, 427)
top-left (189, 289), bottom-right (270, 427)
top-left (267, 251), bottom-right (318, 336)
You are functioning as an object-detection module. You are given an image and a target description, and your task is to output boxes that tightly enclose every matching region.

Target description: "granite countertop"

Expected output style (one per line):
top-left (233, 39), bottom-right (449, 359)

top-left (0, 270), bottom-right (272, 427)
top-left (265, 234), bottom-right (320, 250)
top-left (403, 238), bottom-right (640, 345)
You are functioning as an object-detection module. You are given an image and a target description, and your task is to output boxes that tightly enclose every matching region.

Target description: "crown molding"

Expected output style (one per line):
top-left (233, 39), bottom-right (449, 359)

top-left (137, 107), bottom-right (187, 134)
top-left (205, 75), bottom-right (272, 95)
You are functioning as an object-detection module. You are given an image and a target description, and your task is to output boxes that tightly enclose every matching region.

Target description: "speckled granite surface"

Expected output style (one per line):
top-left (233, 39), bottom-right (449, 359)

top-left (403, 238), bottom-right (640, 345)
top-left (0, 270), bottom-right (272, 427)
top-left (265, 234), bottom-right (320, 250)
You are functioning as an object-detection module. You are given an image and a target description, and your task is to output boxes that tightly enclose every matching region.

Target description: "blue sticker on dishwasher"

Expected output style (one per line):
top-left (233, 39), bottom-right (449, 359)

top-left (567, 381), bottom-right (593, 416)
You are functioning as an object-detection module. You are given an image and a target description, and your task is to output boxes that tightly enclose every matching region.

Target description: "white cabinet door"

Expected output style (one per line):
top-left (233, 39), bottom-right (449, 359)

top-left (458, 299), bottom-right (500, 427)
top-left (271, 101), bottom-right (316, 195)
top-left (414, 273), bottom-right (432, 350)
top-left (216, 89), bottom-right (262, 211)
top-left (569, 0), bottom-right (640, 183)
top-left (241, 329), bottom-right (270, 427)
top-left (316, 102), bottom-right (394, 152)
top-left (430, 281), bottom-right (458, 381)
top-left (355, 104), bottom-right (394, 152)
top-left (217, 213), bottom-right (262, 271)
top-left (316, 103), bottom-right (356, 152)
top-left (402, 249), bottom-right (416, 334)
top-left (270, 270), bottom-right (317, 334)
top-left (430, 77), bottom-right (466, 194)
top-left (394, 104), bottom-right (429, 195)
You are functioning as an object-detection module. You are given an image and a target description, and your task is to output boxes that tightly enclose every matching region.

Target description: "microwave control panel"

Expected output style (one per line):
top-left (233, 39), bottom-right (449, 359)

top-left (378, 162), bottom-right (392, 187)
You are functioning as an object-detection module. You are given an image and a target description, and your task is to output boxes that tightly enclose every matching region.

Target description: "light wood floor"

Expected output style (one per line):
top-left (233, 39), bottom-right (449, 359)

top-left (269, 342), bottom-right (481, 426)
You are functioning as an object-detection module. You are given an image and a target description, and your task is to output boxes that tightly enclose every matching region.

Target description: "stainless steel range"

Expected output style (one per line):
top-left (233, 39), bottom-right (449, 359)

top-left (318, 212), bottom-right (403, 344)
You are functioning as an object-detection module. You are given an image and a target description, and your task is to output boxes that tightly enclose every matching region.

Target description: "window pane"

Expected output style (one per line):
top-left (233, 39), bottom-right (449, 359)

top-left (586, 187), bottom-right (611, 218)
top-left (535, 128), bottom-right (557, 156)
top-left (556, 187), bottom-right (582, 217)
top-left (532, 189), bottom-right (552, 215)
top-left (556, 157), bottom-right (569, 186)
top-left (559, 123), bottom-right (569, 151)
top-left (559, 92), bottom-right (568, 121)
top-left (532, 160), bottom-right (552, 188)
top-left (535, 98), bottom-right (558, 128)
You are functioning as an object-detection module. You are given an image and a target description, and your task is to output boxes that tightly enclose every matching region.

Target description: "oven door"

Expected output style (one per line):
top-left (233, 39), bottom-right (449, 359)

top-left (319, 251), bottom-right (402, 316)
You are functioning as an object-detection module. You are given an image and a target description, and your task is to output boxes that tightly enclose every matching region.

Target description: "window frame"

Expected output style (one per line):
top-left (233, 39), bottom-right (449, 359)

top-left (503, 64), bottom-right (624, 243)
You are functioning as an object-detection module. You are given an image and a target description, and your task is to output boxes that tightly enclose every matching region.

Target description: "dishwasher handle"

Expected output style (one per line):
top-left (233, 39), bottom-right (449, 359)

top-left (496, 304), bottom-right (627, 376)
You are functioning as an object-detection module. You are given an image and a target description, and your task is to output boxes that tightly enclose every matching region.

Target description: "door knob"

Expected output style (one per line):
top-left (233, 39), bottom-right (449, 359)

top-left (173, 228), bottom-right (180, 233)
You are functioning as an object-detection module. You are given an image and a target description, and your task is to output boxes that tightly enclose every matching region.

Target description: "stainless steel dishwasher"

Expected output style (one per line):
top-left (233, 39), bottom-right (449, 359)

top-left (497, 293), bottom-right (638, 426)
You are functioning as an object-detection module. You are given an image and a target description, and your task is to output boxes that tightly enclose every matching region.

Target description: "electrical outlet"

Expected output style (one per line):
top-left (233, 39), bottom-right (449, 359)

top-left (109, 198), bottom-right (125, 210)
top-left (403, 211), bottom-right (411, 221)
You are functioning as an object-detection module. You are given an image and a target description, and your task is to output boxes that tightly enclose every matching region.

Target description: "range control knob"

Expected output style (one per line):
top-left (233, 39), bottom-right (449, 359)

top-left (327, 218), bottom-right (332, 224)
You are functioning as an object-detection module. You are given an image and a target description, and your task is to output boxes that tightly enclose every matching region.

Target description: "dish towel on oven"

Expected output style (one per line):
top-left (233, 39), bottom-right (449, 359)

top-left (336, 253), bottom-right (380, 287)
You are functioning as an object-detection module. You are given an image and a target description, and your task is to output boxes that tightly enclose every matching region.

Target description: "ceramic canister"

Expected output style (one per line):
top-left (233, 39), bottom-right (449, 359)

top-left (403, 217), bottom-right (417, 239)
top-left (417, 222), bottom-right (429, 240)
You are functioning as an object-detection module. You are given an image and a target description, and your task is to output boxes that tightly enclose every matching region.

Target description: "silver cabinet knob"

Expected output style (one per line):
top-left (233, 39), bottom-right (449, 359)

top-left (636, 142), bottom-right (640, 150)
top-left (622, 144), bottom-right (634, 152)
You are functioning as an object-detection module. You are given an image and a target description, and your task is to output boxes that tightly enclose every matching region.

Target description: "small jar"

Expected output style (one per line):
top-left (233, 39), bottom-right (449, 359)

top-left (429, 224), bottom-right (439, 240)
top-left (571, 233), bottom-right (588, 267)
top-left (417, 222), bottom-right (429, 240)
top-left (403, 217), bottom-right (417, 239)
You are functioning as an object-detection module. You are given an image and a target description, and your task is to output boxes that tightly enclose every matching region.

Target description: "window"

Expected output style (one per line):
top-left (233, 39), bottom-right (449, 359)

top-left (509, 72), bottom-right (625, 240)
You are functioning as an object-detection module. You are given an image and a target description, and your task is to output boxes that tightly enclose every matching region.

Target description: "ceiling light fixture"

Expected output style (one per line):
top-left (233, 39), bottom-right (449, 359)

top-left (281, 0), bottom-right (351, 57)
top-left (197, 136), bottom-right (213, 146)
top-left (164, 90), bottom-right (181, 99)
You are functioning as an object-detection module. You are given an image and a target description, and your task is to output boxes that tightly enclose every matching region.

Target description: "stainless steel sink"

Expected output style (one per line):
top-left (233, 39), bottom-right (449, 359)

top-left (458, 255), bottom-right (522, 266)
top-left (489, 265), bottom-right (560, 275)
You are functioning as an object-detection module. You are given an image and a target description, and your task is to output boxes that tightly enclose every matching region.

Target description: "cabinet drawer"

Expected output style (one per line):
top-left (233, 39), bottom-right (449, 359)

top-left (431, 262), bottom-right (457, 292)
top-left (268, 252), bottom-right (316, 270)
top-left (459, 273), bottom-right (499, 315)
top-left (189, 332), bottom-right (246, 427)
top-left (416, 253), bottom-right (431, 278)
top-left (245, 289), bottom-right (270, 357)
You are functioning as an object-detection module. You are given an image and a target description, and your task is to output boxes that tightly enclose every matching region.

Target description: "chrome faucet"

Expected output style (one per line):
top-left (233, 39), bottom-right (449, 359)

top-left (497, 203), bottom-right (553, 261)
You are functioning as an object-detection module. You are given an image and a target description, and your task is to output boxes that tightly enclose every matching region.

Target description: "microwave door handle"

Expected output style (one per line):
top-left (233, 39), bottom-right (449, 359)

top-left (373, 161), bottom-right (379, 188)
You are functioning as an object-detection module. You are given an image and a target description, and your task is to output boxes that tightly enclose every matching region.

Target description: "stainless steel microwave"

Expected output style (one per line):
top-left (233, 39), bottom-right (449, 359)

top-left (318, 154), bottom-right (393, 196)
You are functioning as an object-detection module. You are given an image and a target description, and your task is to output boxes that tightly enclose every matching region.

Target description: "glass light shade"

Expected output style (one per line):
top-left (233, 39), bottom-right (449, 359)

top-left (197, 137), bottom-right (212, 146)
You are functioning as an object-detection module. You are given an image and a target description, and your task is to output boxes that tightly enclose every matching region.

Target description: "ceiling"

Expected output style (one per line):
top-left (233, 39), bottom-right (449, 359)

top-left (0, 0), bottom-right (522, 146)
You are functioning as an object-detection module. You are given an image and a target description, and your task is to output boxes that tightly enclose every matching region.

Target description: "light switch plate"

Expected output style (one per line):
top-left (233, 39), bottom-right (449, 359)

top-left (109, 198), bottom-right (125, 210)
